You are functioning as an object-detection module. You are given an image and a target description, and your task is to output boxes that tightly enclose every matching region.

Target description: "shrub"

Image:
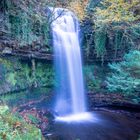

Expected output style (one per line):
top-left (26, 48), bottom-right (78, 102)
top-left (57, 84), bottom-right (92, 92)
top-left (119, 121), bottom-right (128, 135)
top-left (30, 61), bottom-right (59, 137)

top-left (106, 50), bottom-right (140, 95)
top-left (0, 105), bottom-right (42, 140)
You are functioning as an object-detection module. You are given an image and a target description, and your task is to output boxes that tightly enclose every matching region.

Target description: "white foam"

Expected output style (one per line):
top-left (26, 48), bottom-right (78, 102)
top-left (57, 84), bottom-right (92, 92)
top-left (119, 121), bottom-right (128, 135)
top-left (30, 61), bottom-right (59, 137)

top-left (55, 112), bottom-right (94, 122)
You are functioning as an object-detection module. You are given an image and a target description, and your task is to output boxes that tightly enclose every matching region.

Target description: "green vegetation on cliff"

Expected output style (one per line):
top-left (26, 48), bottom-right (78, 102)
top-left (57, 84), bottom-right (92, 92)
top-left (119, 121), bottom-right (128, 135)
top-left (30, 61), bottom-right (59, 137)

top-left (0, 0), bottom-right (88, 50)
top-left (1, 0), bottom-right (52, 48)
top-left (84, 0), bottom-right (140, 61)
top-left (0, 58), bottom-right (54, 94)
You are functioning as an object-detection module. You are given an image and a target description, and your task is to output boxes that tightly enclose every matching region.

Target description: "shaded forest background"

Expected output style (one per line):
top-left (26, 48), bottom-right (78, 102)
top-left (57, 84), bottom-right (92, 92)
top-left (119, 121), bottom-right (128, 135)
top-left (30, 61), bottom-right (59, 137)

top-left (0, 0), bottom-right (140, 103)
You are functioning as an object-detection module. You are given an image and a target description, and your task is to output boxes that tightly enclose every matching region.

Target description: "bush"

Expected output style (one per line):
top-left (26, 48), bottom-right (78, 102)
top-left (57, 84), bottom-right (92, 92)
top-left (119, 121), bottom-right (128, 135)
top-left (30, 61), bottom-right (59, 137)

top-left (106, 50), bottom-right (140, 95)
top-left (0, 105), bottom-right (42, 140)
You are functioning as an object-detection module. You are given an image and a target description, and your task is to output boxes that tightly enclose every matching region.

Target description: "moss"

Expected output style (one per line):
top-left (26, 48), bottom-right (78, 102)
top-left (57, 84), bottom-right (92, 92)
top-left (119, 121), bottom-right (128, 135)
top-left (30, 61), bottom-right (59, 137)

top-left (0, 57), bottom-right (55, 94)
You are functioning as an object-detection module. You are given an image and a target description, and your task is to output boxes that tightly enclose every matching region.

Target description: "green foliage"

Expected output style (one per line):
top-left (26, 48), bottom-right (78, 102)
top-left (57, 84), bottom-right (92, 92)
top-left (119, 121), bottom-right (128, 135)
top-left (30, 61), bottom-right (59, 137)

top-left (104, 22), bottom-right (140, 59)
top-left (6, 73), bottom-right (17, 86)
top-left (94, 0), bottom-right (140, 24)
top-left (68, 0), bottom-right (88, 20)
top-left (106, 50), bottom-right (140, 95)
top-left (34, 63), bottom-right (55, 87)
top-left (85, 0), bottom-right (140, 60)
top-left (94, 25), bottom-right (107, 60)
top-left (0, 105), bottom-right (42, 140)
top-left (27, 114), bottom-right (40, 124)
top-left (0, 106), bottom-right (9, 114)
top-left (87, 0), bottom-right (101, 10)
top-left (0, 57), bottom-right (55, 94)
top-left (0, 88), bottom-right (51, 108)
top-left (1, 0), bottom-right (54, 48)
top-left (84, 65), bottom-right (101, 92)
top-left (1, 0), bottom-right (87, 48)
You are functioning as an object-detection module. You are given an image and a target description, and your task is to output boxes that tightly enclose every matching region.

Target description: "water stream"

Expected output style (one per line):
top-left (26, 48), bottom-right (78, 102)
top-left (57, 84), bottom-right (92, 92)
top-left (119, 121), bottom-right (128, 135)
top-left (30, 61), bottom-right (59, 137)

top-left (51, 8), bottom-right (89, 119)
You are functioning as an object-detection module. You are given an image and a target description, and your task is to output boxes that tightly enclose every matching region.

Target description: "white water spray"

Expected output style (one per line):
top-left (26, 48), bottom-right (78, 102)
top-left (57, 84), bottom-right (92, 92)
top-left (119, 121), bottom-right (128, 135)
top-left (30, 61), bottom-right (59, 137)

top-left (51, 8), bottom-right (91, 121)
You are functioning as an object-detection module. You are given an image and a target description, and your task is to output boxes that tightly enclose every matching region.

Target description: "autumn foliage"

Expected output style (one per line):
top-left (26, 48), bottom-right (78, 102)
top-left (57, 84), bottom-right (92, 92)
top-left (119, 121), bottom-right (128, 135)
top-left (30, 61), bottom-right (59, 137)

top-left (68, 0), bottom-right (89, 20)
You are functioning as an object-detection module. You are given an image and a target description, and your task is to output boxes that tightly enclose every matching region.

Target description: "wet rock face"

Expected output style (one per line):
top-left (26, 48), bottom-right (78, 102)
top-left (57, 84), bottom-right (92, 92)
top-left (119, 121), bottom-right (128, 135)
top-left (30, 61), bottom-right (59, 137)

top-left (88, 93), bottom-right (140, 110)
top-left (0, 56), bottom-right (54, 95)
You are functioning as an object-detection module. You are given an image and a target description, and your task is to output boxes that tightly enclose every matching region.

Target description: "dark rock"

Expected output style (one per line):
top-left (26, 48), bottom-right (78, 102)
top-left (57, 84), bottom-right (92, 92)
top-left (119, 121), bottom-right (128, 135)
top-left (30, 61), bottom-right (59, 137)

top-left (40, 122), bottom-right (48, 131)
top-left (88, 93), bottom-right (140, 111)
top-left (44, 133), bottom-right (60, 140)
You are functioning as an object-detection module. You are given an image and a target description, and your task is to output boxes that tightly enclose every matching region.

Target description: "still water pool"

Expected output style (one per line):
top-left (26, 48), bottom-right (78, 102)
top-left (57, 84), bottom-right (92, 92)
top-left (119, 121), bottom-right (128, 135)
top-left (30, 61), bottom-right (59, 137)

top-left (1, 88), bottom-right (140, 140)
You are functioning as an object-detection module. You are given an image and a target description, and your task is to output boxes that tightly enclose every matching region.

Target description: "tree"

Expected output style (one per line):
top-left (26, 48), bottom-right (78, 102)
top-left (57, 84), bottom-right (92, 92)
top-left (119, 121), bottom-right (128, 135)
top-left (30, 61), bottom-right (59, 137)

top-left (106, 50), bottom-right (140, 95)
top-left (91, 0), bottom-right (140, 60)
top-left (68, 0), bottom-right (89, 20)
top-left (94, 0), bottom-right (140, 24)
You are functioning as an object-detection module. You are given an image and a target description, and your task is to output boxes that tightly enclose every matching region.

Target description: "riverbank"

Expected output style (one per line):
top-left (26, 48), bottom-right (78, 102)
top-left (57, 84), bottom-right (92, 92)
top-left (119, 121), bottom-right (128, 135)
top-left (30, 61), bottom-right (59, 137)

top-left (0, 89), bottom-right (140, 140)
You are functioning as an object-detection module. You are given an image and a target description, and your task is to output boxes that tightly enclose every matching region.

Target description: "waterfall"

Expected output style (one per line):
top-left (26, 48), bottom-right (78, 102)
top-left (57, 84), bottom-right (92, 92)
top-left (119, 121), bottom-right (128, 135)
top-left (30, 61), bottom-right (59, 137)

top-left (51, 8), bottom-right (91, 121)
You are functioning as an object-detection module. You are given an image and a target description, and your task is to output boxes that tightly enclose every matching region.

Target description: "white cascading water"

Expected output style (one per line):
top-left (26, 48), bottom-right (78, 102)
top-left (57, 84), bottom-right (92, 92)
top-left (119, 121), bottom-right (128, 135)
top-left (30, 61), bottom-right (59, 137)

top-left (51, 8), bottom-right (92, 121)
